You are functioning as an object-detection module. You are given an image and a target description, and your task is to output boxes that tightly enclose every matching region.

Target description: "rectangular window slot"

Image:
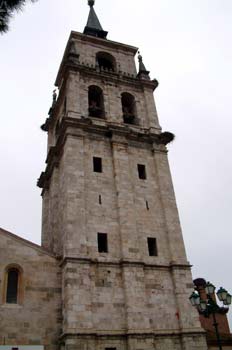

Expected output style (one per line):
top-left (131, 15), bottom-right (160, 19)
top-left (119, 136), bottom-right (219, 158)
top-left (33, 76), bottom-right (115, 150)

top-left (147, 237), bottom-right (158, 256)
top-left (98, 233), bottom-right (108, 253)
top-left (146, 200), bottom-right (149, 210)
top-left (64, 96), bottom-right (67, 113)
top-left (105, 348), bottom-right (117, 350)
top-left (99, 195), bottom-right (102, 205)
top-left (138, 164), bottom-right (146, 179)
top-left (93, 157), bottom-right (102, 173)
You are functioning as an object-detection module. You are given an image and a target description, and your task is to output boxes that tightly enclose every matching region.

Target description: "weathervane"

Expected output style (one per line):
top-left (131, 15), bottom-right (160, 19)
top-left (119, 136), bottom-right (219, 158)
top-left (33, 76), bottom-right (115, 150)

top-left (88, 0), bottom-right (95, 7)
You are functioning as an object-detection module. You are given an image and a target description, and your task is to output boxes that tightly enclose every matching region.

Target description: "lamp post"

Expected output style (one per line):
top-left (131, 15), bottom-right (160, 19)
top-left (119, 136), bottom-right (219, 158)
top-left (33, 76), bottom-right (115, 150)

top-left (189, 282), bottom-right (231, 350)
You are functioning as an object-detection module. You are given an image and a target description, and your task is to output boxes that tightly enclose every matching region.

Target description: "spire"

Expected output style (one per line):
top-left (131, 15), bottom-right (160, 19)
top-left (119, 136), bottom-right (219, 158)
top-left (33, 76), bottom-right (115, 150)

top-left (84, 0), bottom-right (108, 39)
top-left (137, 51), bottom-right (150, 80)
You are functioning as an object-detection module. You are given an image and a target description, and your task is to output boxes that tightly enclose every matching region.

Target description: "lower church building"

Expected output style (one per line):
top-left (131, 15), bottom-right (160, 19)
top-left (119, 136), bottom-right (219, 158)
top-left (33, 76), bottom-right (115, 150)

top-left (0, 2), bottom-right (208, 350)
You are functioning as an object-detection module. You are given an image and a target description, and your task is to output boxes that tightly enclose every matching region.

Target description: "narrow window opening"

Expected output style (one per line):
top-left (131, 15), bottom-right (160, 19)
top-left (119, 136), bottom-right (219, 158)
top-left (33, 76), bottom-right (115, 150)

top-left (93, 157), bottom-right (102, 173)
top-left (138, 164), bottom-right (146, 180)
top-left (63, 97), bottom-right (67, 113)
top-left (146, 200), bottom-right (149, 210)
top-left (88, 85), bottom-right (105, 118)
top-left (99, 195), bottom-right (102, 205)
top-left (121, 92), bottom-right (137, 124)
top-left (98, 233), bottom-right (108, 253)
top-left (105, 348), bottom-right (116, 350)
top-left (6, 269), bottom-right (19, 304)
top-left (55, 122), bottom-right (60, 137)
top-left (147, 238), bottom-right (158, 257)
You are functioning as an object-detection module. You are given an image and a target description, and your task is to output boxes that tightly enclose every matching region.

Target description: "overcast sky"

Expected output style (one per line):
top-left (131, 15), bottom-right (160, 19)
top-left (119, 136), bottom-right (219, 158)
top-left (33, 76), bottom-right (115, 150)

top-left (1, 0), bottom-right (232, 325)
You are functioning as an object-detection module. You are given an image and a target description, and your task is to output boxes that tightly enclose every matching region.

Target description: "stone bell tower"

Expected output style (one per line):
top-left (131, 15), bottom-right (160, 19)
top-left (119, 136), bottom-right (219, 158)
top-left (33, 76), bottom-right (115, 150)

top-left (38, 1), bottom-right (207, 349)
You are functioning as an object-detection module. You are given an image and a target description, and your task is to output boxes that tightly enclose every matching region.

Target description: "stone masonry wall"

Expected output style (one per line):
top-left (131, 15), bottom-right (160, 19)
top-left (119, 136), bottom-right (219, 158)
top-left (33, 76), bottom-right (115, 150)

top-left (0, 229), bottom-right (62, 350)
top-left (58, 132), bottom-right (189, 266)
top-left (54, 132), bottom-right (205, 345)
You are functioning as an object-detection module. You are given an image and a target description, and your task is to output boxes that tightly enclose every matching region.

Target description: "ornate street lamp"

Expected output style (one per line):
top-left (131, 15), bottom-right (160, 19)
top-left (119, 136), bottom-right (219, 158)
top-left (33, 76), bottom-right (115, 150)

top-left (189, 282), bottom-right (231, 350)
top-left (189, 291), bottom-right (200, 307)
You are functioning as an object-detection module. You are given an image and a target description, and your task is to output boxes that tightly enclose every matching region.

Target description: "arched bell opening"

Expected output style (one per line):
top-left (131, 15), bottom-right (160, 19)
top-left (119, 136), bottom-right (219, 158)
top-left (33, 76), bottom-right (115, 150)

top-left (96, 52), bottom-right (116, 72)
top-left (121, 92), bottom-right (137, 124)
top-left (88, 85), bottom-right (105, 118)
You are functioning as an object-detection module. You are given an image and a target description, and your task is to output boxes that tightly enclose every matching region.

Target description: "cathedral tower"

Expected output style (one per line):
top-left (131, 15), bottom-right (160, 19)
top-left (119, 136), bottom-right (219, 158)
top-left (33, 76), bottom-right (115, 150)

top-left (38, 2), bottom-right (207, 349)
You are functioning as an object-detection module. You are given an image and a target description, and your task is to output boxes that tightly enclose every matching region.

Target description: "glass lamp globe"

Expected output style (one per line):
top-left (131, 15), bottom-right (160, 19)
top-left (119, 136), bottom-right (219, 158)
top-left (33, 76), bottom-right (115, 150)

top-left (189, 292), bottom-right (200, 307)
top-left (217, 287), bottom-right (228, 302)
top-left (224, 293), bottom-right (232, 306)
top-left (205, 282), bottom-right (216, 295)
top-left (199, 300), bottom-right (207, 312)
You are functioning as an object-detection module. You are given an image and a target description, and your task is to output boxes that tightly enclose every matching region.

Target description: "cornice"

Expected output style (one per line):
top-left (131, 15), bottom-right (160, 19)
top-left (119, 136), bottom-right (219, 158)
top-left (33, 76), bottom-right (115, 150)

top-left (59, 256), bottom-right (191, 271)
top-left (38, 117), bottom-right (173, 191)
top-left (71, 30), bottom-right (138, 53)
top-left (59, 329), bottom-right (205, 341)
top-left (56, 58), bottom-right (158, 91)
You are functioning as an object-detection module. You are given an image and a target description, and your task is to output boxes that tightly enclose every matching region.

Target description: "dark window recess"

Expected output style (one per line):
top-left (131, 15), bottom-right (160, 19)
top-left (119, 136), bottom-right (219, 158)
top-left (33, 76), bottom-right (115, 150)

top-left (138, 164), bottom-right (146, 180)
top-left (98, 233), bottom-right (108, 253)
top-left (6, 269), bottom-right (19, 304)
top-left (55, 122), bottom-right (60, 137)
top-left (121, 92), bottom-right (137, 124)
top-left (88, 85), bottom-right (105, 118)
top-left (147, 238), bottom-right (158, 257)
top-left (105, 348), bottom-right (116, 350)
top-left (93, 157), bottom-right (102, 173)
top-left (63, 97), bottom-right (67, 113)
top-left (99, 195), bottom-right (102, 205)
top-left (96, 52), bottom-right (116, 72)
top-left (146, 200), bottom-right (149, 210)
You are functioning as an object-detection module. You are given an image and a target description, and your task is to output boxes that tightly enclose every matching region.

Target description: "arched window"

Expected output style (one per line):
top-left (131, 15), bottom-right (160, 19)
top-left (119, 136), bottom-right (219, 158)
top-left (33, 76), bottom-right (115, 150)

top-left (88, 85), bottom-right (105, 118)
top-left (96, 52), bottom-right (116, 72)
top-left (6, 268), bottom-right (19, 304)
top-left (121, 92), bottom-right (137, 124)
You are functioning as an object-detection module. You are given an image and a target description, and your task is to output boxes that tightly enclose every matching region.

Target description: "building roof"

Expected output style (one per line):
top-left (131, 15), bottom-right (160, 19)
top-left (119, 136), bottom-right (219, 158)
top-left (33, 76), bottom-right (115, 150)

top-left (0, 227), bottom-right (56, 258)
